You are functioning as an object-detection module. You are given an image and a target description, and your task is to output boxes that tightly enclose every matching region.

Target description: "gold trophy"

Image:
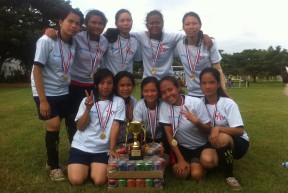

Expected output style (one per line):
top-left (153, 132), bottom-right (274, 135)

top-left (125, 120), bottom-right (147, 160)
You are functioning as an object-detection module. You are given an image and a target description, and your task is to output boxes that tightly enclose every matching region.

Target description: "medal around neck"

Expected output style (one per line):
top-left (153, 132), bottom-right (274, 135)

top-left (90, 73), bottom-right (94, 79)
top-left (63, 74), bottom-right (68, 82)
top-left (100, 132), bottom-right (106, 140)
top-left (151, 68), bottom-right (157, 74)
top-left (171, 138), bottom-right (178, 147)
top-left (190, 75), bottom-right (195, 81)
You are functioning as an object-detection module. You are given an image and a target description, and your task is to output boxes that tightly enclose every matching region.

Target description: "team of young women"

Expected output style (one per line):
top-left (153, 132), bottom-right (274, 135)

top-left (31, 6), bottom-right (249, 191)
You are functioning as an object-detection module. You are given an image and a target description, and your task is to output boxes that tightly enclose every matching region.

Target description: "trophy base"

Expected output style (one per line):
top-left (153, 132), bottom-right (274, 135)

top-left (129, 149), bottom-right (143, 160)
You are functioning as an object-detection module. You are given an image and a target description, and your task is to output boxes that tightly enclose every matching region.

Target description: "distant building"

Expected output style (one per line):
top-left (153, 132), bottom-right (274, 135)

top-left (1, 59), bottom-right (24, 78)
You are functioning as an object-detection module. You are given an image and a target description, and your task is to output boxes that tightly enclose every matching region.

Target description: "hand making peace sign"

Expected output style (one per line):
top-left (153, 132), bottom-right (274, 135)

top-left (84, 90), bottom-right (94, 110)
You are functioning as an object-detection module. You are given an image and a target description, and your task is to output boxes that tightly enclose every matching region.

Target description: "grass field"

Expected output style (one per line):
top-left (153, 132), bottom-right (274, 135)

top-left (1, 82), bottom-right (288, 193)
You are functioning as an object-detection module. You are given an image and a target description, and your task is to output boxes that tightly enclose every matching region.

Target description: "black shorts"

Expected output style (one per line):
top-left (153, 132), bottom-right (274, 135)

top-left (232, 136), bottom-right (249, 159)
top-left (176, 142), bottom-right (212, 163)
top-left (68, 84), bottom-right (94, 115)
top-left (34, 94), bottom-right (69, 120)
top-left (68, 147), bottom-right (109, 166)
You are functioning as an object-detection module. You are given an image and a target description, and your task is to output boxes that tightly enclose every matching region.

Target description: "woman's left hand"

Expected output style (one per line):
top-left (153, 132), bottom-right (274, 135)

top-left (209, 126), bottom-right (220, 148)
top-left (181, 105), bottom-right (198, 123)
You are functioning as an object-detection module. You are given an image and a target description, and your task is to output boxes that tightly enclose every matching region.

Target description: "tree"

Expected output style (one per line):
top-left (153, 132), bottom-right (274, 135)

top-left (0, 0), bottom-right (71, 81)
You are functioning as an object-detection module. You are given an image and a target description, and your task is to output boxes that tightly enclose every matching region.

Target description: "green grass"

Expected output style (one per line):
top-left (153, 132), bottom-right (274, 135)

top-left (1, 82), bottom-right (288, 193)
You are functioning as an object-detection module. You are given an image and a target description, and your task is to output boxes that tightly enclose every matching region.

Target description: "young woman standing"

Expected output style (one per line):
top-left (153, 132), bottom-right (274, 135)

top-left (66, 9), bottom-right (109, 144)
top-left (175, 12), bottom-right (226, 97)
top-left (31, 7), bottom-right (84, 181)
top-left (103, 9), bottom-right (140, 75)
top-left (200, 67), bottom-right (249, 190)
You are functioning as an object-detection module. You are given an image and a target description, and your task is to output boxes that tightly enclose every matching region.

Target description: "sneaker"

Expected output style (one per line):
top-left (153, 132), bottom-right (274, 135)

top-left (50, 169), bottom-right (66, 181)
top-left (45, 163), bottom-right (67, 173)
top-left (225, 177), bottom-right (242, 190)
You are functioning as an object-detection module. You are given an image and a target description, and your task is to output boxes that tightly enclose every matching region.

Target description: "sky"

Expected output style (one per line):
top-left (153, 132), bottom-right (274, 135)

top-left (70, 0), bottom-right (287, 54)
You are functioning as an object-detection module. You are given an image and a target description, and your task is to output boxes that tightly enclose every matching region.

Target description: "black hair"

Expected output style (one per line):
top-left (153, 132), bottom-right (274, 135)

top-left (115, 9), bottom-right (131, 22)
top-left (114, 71), bottom-right (135, 101)
top-left (159, 76), bottom-right (180, 90)
top-left (145, 10), bottom-right (163, 24)
top-left (93, 68), bottom-right (114, 100)
top-left (104, 28), bottom-right (120, 43)
top-left (199, 67), bottom-right (230, 98)
top-left (182, 11), bottom-right (202, 26)
top-left (141, 76), bottom-right (160, 99)
top-left (182, 12), bottom-right (203, 45)
top-left (85, 9), bottom-right (107, 26)
top-left (59, 7), bottom-right (84, 25)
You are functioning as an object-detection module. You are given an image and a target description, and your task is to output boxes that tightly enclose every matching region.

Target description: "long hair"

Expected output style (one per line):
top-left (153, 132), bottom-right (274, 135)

top-left (200, 67), bottom-right (230, 98)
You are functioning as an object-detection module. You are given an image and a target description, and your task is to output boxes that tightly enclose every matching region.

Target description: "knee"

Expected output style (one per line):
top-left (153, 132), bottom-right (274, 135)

top-left (191, 168), bottom-right (205, 181)
top-left (218, 133), bottom-right (233, 148)
top-left (201, 155), bottom-right (217, 169)
top-left (91, 175), bottom-right (107, 186)
top-left (68, 175), bottom-right (86, 186)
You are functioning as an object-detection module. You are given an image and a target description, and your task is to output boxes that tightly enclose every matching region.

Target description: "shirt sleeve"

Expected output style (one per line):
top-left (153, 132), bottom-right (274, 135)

top-left (75, 97), bottom-right (87, 122)
top-left (34, 35), bottom-right (52, 66)
top-left (114, 98), bottom-right (126, 121)
top-left (133, 101), bottom-right (143, 122)
top-left (159, 102), bottom-right (171, 124)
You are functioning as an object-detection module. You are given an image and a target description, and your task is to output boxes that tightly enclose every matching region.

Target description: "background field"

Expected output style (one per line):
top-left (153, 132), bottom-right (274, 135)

top-left (1, 82), bottom-right (288, 193)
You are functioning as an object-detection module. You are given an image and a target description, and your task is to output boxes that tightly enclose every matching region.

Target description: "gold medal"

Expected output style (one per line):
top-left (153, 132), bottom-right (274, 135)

top-left (90, 73), bottom-right (94, 79)
top-left (190, 75), bottom-right (195, 81)
top-left (151, 68), bottom-right (157, 74)
top-left (100, 132), bottom-right (106, 140)
top-left (171, 138), bottom-right (178, 147)
top-left (63, 74), bottom-right (68, 82)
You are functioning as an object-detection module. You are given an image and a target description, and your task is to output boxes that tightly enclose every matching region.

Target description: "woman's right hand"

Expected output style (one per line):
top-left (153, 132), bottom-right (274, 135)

top-left (176, 160), bottom-right (190, 175)
top-left (84, 90), bottom-right (94, 110)
top-left (40, 100), bottom-right (51, 119)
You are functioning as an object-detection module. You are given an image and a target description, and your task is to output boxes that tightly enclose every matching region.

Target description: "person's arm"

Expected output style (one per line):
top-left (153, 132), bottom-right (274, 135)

top-left (76, 90), bottom-right (94, 131)
top-left (109, 121), bottom-right (121, 159)
top-left (213, 63), bottom-right (227, 91)
top-left (33, 65), bottom-right (50, 119)
top-left (163, 124), bottom-right (189, 174)
top-left (181, 106), bottom-right (211, 134)
top-left (126, 98), bottom-right (134, 121)
top-left (202, 31), bottom-right (213, 49)
top-left (210, 126), bottom-right (244, 149)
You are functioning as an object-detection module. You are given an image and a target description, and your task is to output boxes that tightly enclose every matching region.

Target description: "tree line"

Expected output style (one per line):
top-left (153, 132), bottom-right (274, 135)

top-left (0, 0), bottom-right (287, 83)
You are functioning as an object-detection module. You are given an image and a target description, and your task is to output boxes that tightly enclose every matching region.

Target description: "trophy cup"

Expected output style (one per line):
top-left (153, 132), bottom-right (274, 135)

top-left (125, 120), bottom-right (147, 160)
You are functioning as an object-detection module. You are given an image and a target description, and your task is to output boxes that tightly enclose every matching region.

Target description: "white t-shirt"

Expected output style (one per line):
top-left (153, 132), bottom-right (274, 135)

top-left (31, 35), bottom-right (76, 96)
top-left (72, 95), bottom-right (125, 153)
top-left (133, 99), bottom-right (162, 141)
top-left (103, 35), bottom-right (139, 75)
top-left (133, 31), bottom-right (184, 80)
top-left (175, 38), bottom-right (222, 97)
top-left (204, 97), bottom-right (249, 141)
top-left (70, 31), bottom-right (109, 84)
top-left (159, 95), bottom-right (210, 149)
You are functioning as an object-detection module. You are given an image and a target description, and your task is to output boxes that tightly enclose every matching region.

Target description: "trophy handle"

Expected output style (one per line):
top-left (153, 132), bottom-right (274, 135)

top-left (141, 121), bottom-right (147, 145)
top-left (125, 119), bottom-right (130, 145)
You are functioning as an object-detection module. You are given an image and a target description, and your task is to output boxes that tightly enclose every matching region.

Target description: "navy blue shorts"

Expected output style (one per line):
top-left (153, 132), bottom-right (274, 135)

top-left (177, 142), bottom-right (212, 163)
top-left (34, 94), bottom-right (69, 120)
top-left (68, 147), bottom-right (109, 166)
top-left (232, 136), bottom-right (249, 159)
top-left (68, 84), bottom-right (94, 115)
